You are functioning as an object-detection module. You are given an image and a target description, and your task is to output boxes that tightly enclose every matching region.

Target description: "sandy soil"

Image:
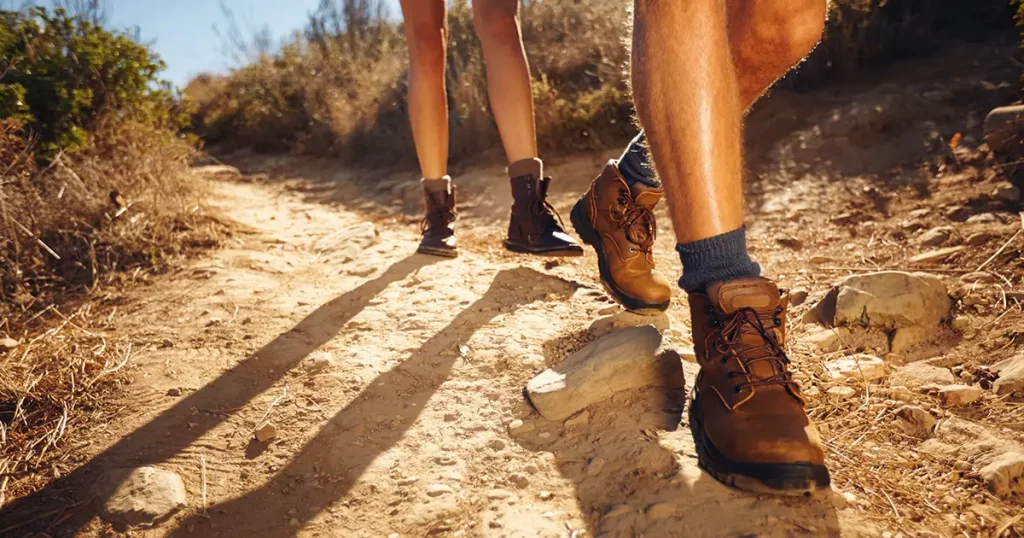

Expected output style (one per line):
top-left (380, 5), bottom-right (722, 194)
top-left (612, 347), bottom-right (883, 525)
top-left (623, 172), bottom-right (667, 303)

top-left (4, 40), bottom-right (1024, 538)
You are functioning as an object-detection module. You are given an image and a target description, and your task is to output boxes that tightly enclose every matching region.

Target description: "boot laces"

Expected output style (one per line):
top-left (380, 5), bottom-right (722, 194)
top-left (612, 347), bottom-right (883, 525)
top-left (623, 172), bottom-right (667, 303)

top-left (421, 194), bottom-right (455, 236)
top-left (710, 307), bottom-right (796, 391)
top-left (611, 189), bottom-right (656, 252)
top-left (529, 177), bottom-right (567, 232)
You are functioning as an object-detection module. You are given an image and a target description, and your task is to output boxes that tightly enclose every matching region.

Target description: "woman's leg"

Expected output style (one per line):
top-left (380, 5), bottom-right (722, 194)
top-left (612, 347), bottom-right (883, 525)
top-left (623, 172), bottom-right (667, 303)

top-left (472, 0), bottom-right (538, 166)
top-left (400, 0), bottom-right (449, 180)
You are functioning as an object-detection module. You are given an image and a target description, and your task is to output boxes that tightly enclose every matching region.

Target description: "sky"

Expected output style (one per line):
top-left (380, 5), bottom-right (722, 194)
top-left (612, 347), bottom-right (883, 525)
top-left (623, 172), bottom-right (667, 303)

top-left (95, 0), bottom-right (399, 87)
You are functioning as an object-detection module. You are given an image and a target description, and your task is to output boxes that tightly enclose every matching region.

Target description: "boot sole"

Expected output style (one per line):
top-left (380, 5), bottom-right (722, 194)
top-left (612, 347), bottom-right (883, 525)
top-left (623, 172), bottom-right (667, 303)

top-left (417, 245), bottom-right (459, 258)
top-left (503, 240), bottom-right (583, 257)
top-left (688, 392), bottom-right (831, 497)
top-left (570, 198), bottom-right (670, 314)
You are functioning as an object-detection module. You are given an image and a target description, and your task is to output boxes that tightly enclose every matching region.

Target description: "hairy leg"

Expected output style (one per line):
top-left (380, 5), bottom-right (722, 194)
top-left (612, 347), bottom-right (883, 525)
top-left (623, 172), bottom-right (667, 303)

top-left (632, 0), bottom-right (743, 244)
top-left (473, 0), bottom-right (538, 164)
top-left (400, 0), bottom-right (449, 179)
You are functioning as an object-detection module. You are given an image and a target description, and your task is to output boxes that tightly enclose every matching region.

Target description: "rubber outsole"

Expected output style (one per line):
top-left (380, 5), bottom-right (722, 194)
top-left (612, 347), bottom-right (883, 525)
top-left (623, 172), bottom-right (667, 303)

top-left (569, 198), bottom-right (670, 313)
top-left (503, 240), bottom-right (584, 257)
top-left (688, 392), bottom-right (831, 497)
top-left (416, 245), bottom-right (459, 258)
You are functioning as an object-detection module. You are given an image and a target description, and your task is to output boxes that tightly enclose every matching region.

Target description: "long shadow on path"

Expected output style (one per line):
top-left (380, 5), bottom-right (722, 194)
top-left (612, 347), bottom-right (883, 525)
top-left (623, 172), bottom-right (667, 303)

top-left (0, 255), bottom-right (436, 535)
top-left (165, 267), bottom-right (576, 537)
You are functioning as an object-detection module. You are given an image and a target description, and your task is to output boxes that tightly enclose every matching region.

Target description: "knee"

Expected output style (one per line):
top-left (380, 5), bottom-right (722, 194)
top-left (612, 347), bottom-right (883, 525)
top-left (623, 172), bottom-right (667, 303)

top-left (746, 0), bottom-right (826, 69)
top-left (472, 3), bottom-right (520, 46)
top-left (405, 20), bottom-right (447, 68)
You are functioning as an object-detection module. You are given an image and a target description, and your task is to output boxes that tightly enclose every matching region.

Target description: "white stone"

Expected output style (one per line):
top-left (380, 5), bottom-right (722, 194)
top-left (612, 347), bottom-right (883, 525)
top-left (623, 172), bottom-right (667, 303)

top-left (993, 353), bottom-right (1024, 397)
top-left (823, 354), bottom-right (888, 382)
top-left (255, 423), bottom-right (278, 443)
top-left (833, 272), bottom-right (951, 328)
top-left (0, 337), bottom-right (18, 350)
top-left (425, 484), bottom-right (454, 497)
top-left (891, 362), bottom-right (955, 387)
top-left (917, 227), bottom-right (953, 247)
top-left (978, 452), bottom-right (1024, 497)
top-left (98, 467), bottom-right (187, 528)
top-left (525, 327), bottom-right (685, 421)
top-left (826, 386), bottom-right (857, 399)
top-left (303, 351), bottom-right (335, 372)
top-left (938, 385), bottom-right (983, 407)
top-left (589, 311), bottom-right (669, 338)
top-left (507, 419), bottom-right (535, 437)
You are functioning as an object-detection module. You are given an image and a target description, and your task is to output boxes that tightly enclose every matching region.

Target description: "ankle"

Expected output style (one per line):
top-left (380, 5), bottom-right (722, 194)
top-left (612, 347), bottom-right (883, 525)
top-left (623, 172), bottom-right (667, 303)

top-left (676, 227), bottom-right (761, 293)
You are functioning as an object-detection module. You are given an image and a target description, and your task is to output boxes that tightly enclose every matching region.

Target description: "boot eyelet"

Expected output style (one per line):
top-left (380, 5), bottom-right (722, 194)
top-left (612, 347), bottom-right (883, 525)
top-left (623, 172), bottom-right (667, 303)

top-left (720, 357), bottom-right (728, 365)
top-left (774, 317), bottom-right (782, 327)
top-left (733, 387), bottom-right (742, 393)
top-left (629, 247), bottom-right (636, 253)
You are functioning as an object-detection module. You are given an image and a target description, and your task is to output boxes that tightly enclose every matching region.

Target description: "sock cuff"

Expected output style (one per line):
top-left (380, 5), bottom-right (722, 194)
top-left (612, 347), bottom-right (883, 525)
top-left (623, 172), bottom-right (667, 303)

top-left (676, 227), bottom-right (761, 293)
top-left (508, 157), bottom-right (543, 179)
top-left (421, 176), bottom-right (452, 194)
top-left (617, 133), bottom-right (661, 188)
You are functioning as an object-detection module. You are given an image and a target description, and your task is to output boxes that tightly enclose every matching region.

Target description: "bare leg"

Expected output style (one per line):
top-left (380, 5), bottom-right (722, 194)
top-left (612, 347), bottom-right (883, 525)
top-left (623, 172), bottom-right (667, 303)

top-left (632, 0), bottom-right (743, 244)
top-left (400, 0), bottom-right (449, 179)
top-left (473, 0), bottom-right (538, 165)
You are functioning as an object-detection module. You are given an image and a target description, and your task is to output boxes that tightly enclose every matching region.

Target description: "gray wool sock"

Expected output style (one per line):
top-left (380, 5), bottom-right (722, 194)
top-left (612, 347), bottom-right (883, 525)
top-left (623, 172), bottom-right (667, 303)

top-left (508, 157), bottom-right (542, 179)
top-left (676, 227), bottom-right (762, 293)
top-left (618, 132), bottom-right (661, 188)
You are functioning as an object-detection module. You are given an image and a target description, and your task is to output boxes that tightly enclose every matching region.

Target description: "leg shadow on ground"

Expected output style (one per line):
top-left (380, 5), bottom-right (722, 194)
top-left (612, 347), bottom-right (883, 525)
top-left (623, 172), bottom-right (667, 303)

top-left (0, 254), bottom-right (437, 535)
top-left (520, 344), bottom-right (842, 537)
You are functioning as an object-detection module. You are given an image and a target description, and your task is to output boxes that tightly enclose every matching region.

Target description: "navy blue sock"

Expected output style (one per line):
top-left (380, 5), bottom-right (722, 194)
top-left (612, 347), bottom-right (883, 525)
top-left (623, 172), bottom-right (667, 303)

top-left (676, 227), bottom-right (761, 293)
top-left (618, 132), bottom-right (661, 188)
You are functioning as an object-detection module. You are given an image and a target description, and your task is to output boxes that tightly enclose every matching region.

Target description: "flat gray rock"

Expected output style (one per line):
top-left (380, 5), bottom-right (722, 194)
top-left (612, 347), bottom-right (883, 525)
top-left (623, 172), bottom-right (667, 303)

top-left (834, 271), bottom-right (951, 329)
top-left (98, 466), bottom-right (186, 528)
top-left (526, 326), bottom-right (685, 421)
top-left (993, 352), bottom-right (1024, 397)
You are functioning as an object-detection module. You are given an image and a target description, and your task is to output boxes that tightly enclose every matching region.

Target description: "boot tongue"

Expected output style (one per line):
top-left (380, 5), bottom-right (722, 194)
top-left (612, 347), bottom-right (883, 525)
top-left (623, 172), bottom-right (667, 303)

top-left (630, 182), bottom-right (663, 208)
top-left (706, 277), bottom-right (780, 314)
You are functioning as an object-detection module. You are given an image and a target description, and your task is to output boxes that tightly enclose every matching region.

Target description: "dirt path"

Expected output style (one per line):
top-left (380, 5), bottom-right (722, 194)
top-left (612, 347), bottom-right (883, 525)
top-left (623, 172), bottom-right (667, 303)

top-left (5, 41), bottom-right (1024, 538)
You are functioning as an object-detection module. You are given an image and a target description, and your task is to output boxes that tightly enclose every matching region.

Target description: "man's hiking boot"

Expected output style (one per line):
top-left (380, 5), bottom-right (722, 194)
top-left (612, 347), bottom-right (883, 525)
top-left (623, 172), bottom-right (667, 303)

top-left (505, 175), bottom-right (584, 256)
top-left (570, 161), bottom-right (672, 313)
top-left (418, 185), bottom-right (458, 258)
top-left (687, 277), bottom-right (831, 496)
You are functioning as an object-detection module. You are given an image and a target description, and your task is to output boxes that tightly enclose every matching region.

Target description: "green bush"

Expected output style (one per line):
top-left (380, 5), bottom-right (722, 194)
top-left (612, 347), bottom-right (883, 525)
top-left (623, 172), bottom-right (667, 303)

top-left (0, 7), bottom-right (180, 158)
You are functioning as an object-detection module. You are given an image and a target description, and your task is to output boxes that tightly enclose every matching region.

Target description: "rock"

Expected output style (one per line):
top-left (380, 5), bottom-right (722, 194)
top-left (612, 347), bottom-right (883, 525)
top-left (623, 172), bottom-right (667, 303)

top-left (888, 385), bottom-right (916, 401)
top-left (993, 353), bottom-right (1024, 397)
top-left (98, 467), bottom-right (187, 528)
top-left (984, 105), bottom-right (1024, 154)
top-left (166, 388), bottom-right (182, 397)
top-left (539, 491), bottom-right (553, 501)
top-left (524, 464), bottom-right (539, 474)
top-left (938, 385), bottom-right (983, 407)
top-left (831, 272), bottom-right (951, 329)
top-left (597, 305), bottom-right (619, 316)
top-left (0, 337), bottom-right (19, 350)
top-left (564, 410), bottom-right (591, 428)
top-left (397, 476), bottom-right (420, 486)
top-left (510, 473), bottom-right (529, 488)
top-left (507, 419), bottom-right (535, 437)
top-left (586, 457), bottom-right (606, 477)
top-left (191, 164), bottom-right (241, 179)
top-left (965, 232), bottom-right (994, 247)
top-left (809, 255), bottom-right (831, 264)
top-left (325, 222), bottom-right (379, 262)
top-left (802, 327), bottom-right (889, 355)
top-left (303, 351), bottom-right (335, 372)
top-left (487, 439), bottom-right (507, 451)
top-left (966, 213), bottom-right (999, 225)
top-left (917, 227), bottom-right (953, 247)
top-left (255, 423), bottom-right (278, 443)
top-left (945, 205), bottom-right (972, 222)
top-left (826, 386), bottom-right (857, 399)
top-left (776, 237), bottom-right (804, 250)
top-left (645, 502), bottom-right (676, 521)
top-left (960, 272), bottom-right (997, 284)
top-left (993, 182), bottom-right (1021, 202)
top-left (525, 327), bottom-right (685, 421)
top-left (589, 311), bottom-right (670, 338)
top-left (895, 406), bottom-right (936, 438)
top-left (487, 489), bottom-right (512, 500)
top-left (978, 452), bottom-right (1024, 497)
top-left (425, 484), bottom-right (454, 497)
top-left (788, 288), bottom-right (809, 307)
top-left (892, 363), bottom-right (955, 387)
top-left (823, 354), bottom-right (888, 382)
top-left (910, 247), bottom-right (966, 265)
top-left (909, 208), bottom-right (932, 218)
top-left (890, 326), bottom-right (932, 354)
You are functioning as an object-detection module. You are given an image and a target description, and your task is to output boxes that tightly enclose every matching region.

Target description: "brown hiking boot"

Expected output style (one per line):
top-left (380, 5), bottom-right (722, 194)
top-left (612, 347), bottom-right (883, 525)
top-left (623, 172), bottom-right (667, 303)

top-left (417, 185), bottom-right (458, 258)
top-left (505, 175), bottom-right (584, 257)
top-left (687, 277), bottom-right (830, 495)
top-left (569, 160), bottom-right (672, 313)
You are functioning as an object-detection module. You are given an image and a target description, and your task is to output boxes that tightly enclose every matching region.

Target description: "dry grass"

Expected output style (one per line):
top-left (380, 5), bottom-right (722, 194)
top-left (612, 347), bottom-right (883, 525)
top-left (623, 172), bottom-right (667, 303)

top-left (0, 116), bottom-right (225, 506)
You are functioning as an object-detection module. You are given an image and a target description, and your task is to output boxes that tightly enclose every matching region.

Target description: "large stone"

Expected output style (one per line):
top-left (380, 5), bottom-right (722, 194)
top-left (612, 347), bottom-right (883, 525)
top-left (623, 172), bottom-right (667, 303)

top-left (589, 311), bottom-right (669, 338)
top-left (98, 467), bottom-right (187, 528)
top-left (895, 406), bottom-right (936, 439)
top-left (832, 272), bottom-right (951, 329)
top-left (823, 354), bottom-right (888, 382)
top-left (938, 385), bottom-right (983, 407)
top-left (891, 362), bottom-right (955, 387)
top-left (917, 227), bottom-right (953, 247)
top-left (978, 452), bottom-right (1024, 497)
top-left (525, 327), bottom-right (685, 421)
top-left (993, 353), bottom-right (1024, 397)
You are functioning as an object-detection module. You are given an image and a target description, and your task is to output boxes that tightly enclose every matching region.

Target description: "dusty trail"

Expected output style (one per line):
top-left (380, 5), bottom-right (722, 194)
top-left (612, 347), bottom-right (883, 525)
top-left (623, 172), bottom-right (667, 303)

top-left (5, 41), bottom-right (1024, 537)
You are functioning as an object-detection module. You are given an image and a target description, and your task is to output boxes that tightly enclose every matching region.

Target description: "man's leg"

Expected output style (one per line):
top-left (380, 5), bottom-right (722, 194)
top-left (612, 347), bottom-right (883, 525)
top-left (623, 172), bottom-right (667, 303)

top-left (632, 0), bottom-right (830, 495)
top-left (401, 0), bottom-right (459, 258)
top-left (474, 0), bottom-right (582, 256)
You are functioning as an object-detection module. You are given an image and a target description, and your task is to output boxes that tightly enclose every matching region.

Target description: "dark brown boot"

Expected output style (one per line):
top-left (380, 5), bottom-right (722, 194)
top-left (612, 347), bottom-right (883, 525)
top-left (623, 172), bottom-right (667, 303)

top-left (417, 185), bottom-right (458, 258)
top-left (687, 277), bottom-right (830, 495)
top-left (504, 175), bottom-right (583, 257)
top-left (570, 161), bottom-right (672, 313)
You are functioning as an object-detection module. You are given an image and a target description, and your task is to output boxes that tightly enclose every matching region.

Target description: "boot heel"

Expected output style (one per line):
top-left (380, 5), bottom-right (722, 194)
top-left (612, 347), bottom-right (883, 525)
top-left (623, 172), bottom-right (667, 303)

top-left (570, 199), bottom-right (599, 247)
